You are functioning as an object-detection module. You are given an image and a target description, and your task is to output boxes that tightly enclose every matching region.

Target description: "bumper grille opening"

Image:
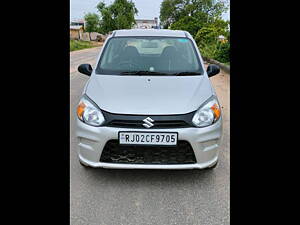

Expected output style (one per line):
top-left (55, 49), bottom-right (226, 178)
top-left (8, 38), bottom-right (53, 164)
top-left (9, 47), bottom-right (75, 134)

top-left (100, 140), bottom-right (197, 164)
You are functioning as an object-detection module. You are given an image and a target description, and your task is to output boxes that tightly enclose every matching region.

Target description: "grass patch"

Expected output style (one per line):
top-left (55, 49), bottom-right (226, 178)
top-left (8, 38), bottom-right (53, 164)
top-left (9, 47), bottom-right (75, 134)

top-left (70, 40), bottom-right (95, 51)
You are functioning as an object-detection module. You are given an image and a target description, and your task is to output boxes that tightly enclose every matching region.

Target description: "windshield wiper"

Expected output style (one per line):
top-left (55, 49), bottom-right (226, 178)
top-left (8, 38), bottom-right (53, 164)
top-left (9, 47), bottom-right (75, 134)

top-left (120, 71), bottom-right (171, 75)
top-left (120, 71), bottom-right (201, 76)
top-left (173, 71), bottom-right (202, 76)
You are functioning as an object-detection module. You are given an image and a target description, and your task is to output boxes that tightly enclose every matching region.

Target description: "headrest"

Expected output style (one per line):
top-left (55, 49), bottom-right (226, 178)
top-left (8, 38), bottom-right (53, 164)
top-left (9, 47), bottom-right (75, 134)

top-left (160, 46), bottom-right (177, 59)
top-left (122, 46), bottom-right (140, 58)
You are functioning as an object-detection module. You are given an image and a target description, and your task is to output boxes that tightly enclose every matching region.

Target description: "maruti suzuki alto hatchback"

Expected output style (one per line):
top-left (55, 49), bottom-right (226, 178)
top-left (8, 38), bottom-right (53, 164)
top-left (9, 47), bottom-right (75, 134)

top-left (76, 29), bottom-right (222, 169)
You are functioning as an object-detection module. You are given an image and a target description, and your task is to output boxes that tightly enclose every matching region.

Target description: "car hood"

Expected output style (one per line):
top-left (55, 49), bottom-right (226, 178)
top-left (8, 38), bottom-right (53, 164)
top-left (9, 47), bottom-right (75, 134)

top-left (85, 74), bottom-right (213, 115)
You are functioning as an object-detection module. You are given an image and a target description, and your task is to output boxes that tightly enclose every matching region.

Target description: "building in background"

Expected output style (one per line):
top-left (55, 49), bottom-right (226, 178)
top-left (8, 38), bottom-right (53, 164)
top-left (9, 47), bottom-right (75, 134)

top-left (70, 25), bottom-right (84, 40)
top-left (70, 19), bottom-right (85, 29)
top-left (134, 18), bottom-right (159, 29)
top-left (70, 17), bottom-right (160, 35)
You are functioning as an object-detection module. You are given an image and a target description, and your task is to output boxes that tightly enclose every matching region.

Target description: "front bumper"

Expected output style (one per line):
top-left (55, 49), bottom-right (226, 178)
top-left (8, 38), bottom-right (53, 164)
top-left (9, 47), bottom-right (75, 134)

top-left (75, 117), bottom-right (222, 169)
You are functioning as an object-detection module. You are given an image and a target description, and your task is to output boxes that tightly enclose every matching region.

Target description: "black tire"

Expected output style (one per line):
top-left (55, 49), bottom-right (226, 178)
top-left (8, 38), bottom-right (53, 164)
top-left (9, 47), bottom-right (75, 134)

top-left (79, 161), bottom-right (90, 168)
top-left (206, 160), bottom-right (218, 169)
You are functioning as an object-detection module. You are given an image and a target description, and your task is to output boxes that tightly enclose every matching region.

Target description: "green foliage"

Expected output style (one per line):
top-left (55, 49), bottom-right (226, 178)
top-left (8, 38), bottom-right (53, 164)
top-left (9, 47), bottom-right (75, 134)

top-left (169, 16), bottom-right (201, 37)
top-left (195, 26), bottom-right (218, 47)
top-left (195, 19), bottom-right (229, 63)
top-left (214, 41), bottom-right (230, 63)
top-left (160, 0), bottom-right (185, 28)
top-left (160, 0), bottom-right (229, 63)
top-left (97, 0), bottom-right (138, 34)
top-left (199, 42), bottom-right (219, 60)
top-left (195, 20), bottom-right (228, 46)
top-left (70, 40), bottom-right (94, 51)
top-left (84, 13), bottom-right (100, 33)
top-left (160, 0), bottom-right (228, 28)
top-left (199, 41), bottom-right (230, 63)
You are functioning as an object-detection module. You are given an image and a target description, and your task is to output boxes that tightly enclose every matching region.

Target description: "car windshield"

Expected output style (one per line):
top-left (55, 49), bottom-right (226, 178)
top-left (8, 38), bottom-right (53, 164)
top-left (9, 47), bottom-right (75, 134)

top-left (96, 37), bottom-right (203, 75)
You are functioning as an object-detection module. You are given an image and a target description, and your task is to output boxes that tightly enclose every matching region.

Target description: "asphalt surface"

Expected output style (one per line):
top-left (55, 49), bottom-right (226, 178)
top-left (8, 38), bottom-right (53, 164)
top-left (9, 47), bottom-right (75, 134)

top-left (70, 47), bottom-right (230, 225)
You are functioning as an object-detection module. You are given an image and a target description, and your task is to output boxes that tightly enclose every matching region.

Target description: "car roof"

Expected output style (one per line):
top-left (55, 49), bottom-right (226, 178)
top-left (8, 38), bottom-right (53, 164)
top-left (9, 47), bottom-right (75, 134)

top-left (113, 29), bottom-right (190, 38)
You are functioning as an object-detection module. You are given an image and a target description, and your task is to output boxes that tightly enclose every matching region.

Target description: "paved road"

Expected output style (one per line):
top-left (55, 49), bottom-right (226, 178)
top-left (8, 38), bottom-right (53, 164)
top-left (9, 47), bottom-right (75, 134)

top-left (70, 47), bottom-right (230, 225)
top-left (70, 47), bottom-right (102, 74)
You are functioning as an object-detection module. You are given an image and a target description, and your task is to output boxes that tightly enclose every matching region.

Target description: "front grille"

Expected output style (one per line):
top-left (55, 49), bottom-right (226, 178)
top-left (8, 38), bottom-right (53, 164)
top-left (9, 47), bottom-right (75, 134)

top-left (108, 120), bottom-right (189, 129)
top-left (101, 110), bottom-right (196, 129)
top-left (100, 140), bottom-right (197, 164)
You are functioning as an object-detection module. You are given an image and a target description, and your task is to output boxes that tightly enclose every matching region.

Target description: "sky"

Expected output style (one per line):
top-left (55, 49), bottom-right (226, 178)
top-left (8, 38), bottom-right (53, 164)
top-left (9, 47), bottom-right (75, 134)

top-left (70, 0), bottom-right (230, 22)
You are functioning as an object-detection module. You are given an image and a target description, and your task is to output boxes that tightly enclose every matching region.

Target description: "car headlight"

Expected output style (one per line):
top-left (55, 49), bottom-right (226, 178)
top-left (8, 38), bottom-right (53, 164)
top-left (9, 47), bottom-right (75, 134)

top-left (192, 96), bottom-right (221, 127)
top-left (76, 95), bottom-right (105, 126)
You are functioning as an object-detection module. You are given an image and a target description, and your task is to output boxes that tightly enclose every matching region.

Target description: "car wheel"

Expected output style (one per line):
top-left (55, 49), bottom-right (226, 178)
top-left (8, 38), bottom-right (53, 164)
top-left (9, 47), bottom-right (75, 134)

top-left (207, 160), bottom-right (218, 169)
top-left (79, 160), bottom-right (90, 168)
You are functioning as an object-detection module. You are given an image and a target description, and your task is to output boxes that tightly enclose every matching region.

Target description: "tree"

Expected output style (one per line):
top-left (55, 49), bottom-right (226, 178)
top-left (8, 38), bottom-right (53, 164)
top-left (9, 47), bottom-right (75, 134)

top-left (194, 19), bottom-right (229, 62)
top-left (214, 41), bottom-right (230, 63)
top-left (97, 0), bottom-right (138, 34)
top-left (160, 0), bottom-right (185, 28)
top-left (169, 16), bottom-right (201, 36)
top-left (84, 13), bottom-right (100, 40)
top-left (160, 0), bottom-right (228, 29)
top-left (194, 19), bottom-right (229, 46)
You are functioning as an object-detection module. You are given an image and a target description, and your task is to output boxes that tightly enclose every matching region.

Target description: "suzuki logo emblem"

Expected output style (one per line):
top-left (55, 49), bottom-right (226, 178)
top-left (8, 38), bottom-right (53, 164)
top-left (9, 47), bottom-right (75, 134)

top-left (142, 117), bottom-right (154, 128)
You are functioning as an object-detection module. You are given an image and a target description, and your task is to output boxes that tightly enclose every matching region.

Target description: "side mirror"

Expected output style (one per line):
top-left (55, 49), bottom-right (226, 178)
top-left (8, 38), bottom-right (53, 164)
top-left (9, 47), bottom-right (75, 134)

top-left (207, 64), bottom-right (220, 77)
top-left (78, 64), bottom-right (93, 76)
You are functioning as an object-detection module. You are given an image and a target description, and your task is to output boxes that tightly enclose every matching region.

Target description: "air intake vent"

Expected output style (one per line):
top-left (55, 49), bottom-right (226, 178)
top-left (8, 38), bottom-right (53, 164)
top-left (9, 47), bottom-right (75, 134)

top-left (100, 140), bottom-right (196, 164)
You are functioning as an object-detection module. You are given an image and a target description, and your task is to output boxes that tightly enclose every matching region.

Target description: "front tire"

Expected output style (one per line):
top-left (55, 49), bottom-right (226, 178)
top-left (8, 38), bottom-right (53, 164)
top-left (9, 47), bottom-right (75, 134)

top-left (206, 160), bottom-right (218, 169)
top-left (79, 160), bottom-right (90, 168)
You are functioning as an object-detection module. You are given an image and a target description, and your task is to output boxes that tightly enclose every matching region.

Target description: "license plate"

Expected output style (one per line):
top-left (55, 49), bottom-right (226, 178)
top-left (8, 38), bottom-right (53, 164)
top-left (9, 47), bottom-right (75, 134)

top-left (119, 132), bottom-right (178, 146)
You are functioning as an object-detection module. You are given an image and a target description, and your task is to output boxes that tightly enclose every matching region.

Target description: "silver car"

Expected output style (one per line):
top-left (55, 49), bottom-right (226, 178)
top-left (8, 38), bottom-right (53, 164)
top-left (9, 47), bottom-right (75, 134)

top-left (76, 29), bottom-right (222, 169)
